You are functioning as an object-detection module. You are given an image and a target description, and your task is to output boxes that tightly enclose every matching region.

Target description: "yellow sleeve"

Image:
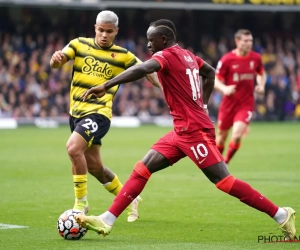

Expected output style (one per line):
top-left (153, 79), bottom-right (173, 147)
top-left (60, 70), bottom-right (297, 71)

top-left (125, 51), bottom-right (139, 69)
top-left (62, 38), bottom-right (79, 61)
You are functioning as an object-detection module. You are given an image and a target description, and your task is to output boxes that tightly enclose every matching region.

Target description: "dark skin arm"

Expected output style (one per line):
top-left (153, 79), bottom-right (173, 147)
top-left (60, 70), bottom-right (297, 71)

top-left (82, 59), bottom-right (161, 100)
top-left (199, 61), bottom-right (215, 106)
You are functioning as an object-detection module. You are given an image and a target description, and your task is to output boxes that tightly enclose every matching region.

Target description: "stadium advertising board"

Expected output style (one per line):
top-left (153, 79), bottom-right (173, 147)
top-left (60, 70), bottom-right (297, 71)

top-left (125, 0), bottom-right (300, 4)
top-left (103, 0), bottom-right (300, 11)
top-left (2, 0), bottom-right (300, 10)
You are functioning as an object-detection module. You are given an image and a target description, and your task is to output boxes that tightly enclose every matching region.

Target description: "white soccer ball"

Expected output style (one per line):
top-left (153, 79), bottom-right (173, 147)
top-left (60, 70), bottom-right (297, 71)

top-left (57, 209), bottom-right (87, 240)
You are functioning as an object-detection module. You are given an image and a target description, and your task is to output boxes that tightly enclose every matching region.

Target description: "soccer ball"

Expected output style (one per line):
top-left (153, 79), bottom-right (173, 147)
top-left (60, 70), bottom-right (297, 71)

top-left (57, 209), bottom-right (87, 240)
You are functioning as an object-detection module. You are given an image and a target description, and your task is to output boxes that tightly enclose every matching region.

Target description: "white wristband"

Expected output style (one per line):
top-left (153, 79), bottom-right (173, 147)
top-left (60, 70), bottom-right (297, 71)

top-left (204, 104), bottom-right (208, 109)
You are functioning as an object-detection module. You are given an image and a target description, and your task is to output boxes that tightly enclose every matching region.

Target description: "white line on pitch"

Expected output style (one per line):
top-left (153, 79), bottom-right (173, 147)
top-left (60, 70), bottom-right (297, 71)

top-left (0, 223), bottom-right (29, 229)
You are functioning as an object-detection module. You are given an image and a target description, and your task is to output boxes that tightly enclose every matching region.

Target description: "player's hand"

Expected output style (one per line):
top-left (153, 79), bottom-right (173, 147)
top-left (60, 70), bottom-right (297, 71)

top-left (51, 50), bottom-right (65, 63)
top-left (255, 85), bottom-right (265, 95)
top-left (81, 86), bottom-right (106, 101)
top-left (223, 85), bottom-right (236, 96)
top-left (204, 108), bottom-right (209, 116)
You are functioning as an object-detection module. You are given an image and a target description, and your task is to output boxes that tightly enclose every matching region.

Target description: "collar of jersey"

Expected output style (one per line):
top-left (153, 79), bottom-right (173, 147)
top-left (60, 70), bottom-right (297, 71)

top-left (94, 39), bottom-right (114, 50)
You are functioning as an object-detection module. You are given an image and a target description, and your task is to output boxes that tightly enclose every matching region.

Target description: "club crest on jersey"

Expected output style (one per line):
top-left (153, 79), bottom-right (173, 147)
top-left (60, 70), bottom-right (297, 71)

top-left (111, 53), bottom-right (117, 59)
top-left (250, 61), bottom-right (254, 70)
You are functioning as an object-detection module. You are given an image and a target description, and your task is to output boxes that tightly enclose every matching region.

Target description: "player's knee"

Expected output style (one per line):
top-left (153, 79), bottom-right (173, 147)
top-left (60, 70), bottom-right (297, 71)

top-left (217, 132), bottom-right (228, 144)
top-left (134, 161), bottom-right (152, 179)
top-left (66, 142), bottom-right (82, 159)
top-left (231, 134), bottom-right (242, 143)
top-left (216, 175), bottom-right (236, 193)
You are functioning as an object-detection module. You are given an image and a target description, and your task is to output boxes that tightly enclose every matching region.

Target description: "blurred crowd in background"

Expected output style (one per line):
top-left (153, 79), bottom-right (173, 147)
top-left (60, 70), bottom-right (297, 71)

top-left (0, 7), bottom-right (300, 121)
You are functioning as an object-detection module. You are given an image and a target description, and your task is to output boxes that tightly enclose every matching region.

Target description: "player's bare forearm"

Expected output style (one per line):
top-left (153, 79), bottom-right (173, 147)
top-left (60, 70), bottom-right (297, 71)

top-left (202, 76), bottom-right (215, 105)
top-left (256, 71), bottom-right (267, 87)
top-left (145, 72), bottom-right (161, 89)
top-left (199, 62), bottom-right (215, 104)
top-left (214, 77), bottom-right (226, 93)
top-left (50, 51), bottom-right (68, 69)
top-left (135, 56), bottom-right (161, 89)
top-left (104, 59), bottom-right (161, 90)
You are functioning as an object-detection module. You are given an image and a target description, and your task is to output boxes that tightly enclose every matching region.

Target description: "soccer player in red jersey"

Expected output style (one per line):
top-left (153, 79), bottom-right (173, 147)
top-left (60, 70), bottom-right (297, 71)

top-left (215, 29), bottom-right (267, 164)
top-left (75, 20), bottom-right (295, 239)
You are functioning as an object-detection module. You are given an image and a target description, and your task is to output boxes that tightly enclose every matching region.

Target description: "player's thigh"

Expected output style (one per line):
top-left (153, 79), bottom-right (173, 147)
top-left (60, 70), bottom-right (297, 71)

top-left (177, 129), bottom-right (223, 170)
top-left (150, 130), bottom-right (186, 169)
top-left (72, 113), bottom-right (111, 148)
top-left (218, 110), bottom-right (234, 131)
top-left (232, 110), bottom-right (252, 137)
top-left (67, 116), bottom-right (87, 152)
top-left (233, 109), bottom-right (253, 125)
top-left (141, 149), bottom-right (173, 174)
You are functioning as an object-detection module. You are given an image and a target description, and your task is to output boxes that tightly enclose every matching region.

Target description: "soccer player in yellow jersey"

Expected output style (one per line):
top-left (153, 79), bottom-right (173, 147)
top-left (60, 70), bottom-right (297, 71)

top-left (50, 10), bottom-right (160, 222)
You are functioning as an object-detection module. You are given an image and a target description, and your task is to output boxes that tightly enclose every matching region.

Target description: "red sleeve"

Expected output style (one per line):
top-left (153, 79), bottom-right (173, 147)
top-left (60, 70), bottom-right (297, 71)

top-left (152, 51), bottom-right (168, 72)
top-left (215, 57), bottom-right (228, 81)
top-left (196, 56), bottom-right (204, 68)
top-left (256, 55), bottom-right (264, 75)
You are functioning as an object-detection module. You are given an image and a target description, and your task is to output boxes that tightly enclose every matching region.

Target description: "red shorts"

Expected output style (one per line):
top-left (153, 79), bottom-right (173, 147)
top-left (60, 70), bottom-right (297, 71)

top-left (218, 109), bottom-right (253, 131)
top-left (151, 129), bottom-right (223, 169)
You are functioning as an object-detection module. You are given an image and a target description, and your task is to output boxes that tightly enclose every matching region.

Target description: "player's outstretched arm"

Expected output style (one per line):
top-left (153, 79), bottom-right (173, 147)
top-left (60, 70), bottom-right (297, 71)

top-left (199, 61), bottom-right (215, 105)
top-left (135, 57), bottom-right (161, 89)
top-left (82, 59), bottom-right (161, 100)
top-left (145, 72), bottom-right (161, 89)
top-left (50, 50), bottom-right (68, 69)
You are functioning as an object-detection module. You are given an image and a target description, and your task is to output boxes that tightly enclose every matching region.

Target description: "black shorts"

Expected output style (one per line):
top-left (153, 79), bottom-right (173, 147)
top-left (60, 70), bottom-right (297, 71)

top-left (69, 113), bottom-right (111, 147)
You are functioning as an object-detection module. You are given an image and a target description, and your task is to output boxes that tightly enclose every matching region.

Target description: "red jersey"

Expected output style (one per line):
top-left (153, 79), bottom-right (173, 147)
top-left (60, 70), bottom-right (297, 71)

top-left (152, 44), bottom-right (214, 133)
top-left (216, 50), bottom-right (264, 111)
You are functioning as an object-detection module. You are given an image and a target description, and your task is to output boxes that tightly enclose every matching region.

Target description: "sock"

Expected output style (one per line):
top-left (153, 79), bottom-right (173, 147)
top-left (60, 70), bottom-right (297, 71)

top-left (273, 207), bottom-right (288, 225)
top-left (103, 175), bottom-right (123, 196)
top-left (224, 140), bottom-right (240, 164)
top-left (216, 175), bottom-right (279, 217)
top-left (73, 174), bottom-right (87, 200)
top-left (99, 211), bottom-right (117, 225)
top-left (108, 161), bottom-right (151, 218)
top-left (217, 144), bottom-right (225, 154)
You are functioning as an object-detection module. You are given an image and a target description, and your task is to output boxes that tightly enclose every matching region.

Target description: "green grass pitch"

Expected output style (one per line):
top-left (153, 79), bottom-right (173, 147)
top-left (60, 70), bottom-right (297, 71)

top-left (0, 123), bottom-right (299, 250)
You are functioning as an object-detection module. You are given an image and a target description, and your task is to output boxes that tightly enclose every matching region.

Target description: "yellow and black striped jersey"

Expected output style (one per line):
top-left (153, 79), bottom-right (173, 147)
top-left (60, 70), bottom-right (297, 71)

top-left (62, 37), bottom-right (138, 119)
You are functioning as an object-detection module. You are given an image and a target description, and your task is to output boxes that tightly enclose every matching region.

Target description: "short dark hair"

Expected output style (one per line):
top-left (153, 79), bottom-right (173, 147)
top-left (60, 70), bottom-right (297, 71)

top-left (150, 19), bottom-right (177, 41)
top-left (235, 29), bottom-right (252, 39)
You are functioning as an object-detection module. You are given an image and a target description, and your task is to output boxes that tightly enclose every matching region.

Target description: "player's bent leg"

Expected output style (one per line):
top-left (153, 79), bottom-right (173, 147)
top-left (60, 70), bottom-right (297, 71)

top-left (216, 128), bottom-right (229, 155)
top-left (75, 149), bottom-right (172, 236)
top-left (85, 145), bottom-right (143, 222)
top-left (202, 162), bottom-right (296, 240)
top-left (126, 149), bottom-right (171, 222)
top-left (66, 132), bottom-right (89, 213)
top-left (224, 121), bottom-right (248, 164)
top-left (85, 146), bottom-right (115, 184)
top-left (76, 160), bottom-right (151, 236)
top-left (107, 150), bottom-right (170, 221)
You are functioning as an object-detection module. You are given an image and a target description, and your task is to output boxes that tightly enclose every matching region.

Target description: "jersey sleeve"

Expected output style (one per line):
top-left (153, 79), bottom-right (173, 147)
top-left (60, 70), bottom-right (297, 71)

top-left (215, 56), bottom-right (229, 81)
top-left (62, 38), bottom-right (79, 61)
top-left (125, 51), bottom-right (138, 69)
top-left (151, 51), bottom-right (168, 72)
top-left (256, 55), bottom-right (264, 75)
top-left (195, 56), bottom-right (204, 68)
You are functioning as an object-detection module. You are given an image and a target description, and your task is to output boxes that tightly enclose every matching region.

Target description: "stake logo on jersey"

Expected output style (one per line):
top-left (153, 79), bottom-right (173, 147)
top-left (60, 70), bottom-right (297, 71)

top-left (82, 56), bottom-right (113, 79)
top-left (62, 37), bottom-right (138, 119)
